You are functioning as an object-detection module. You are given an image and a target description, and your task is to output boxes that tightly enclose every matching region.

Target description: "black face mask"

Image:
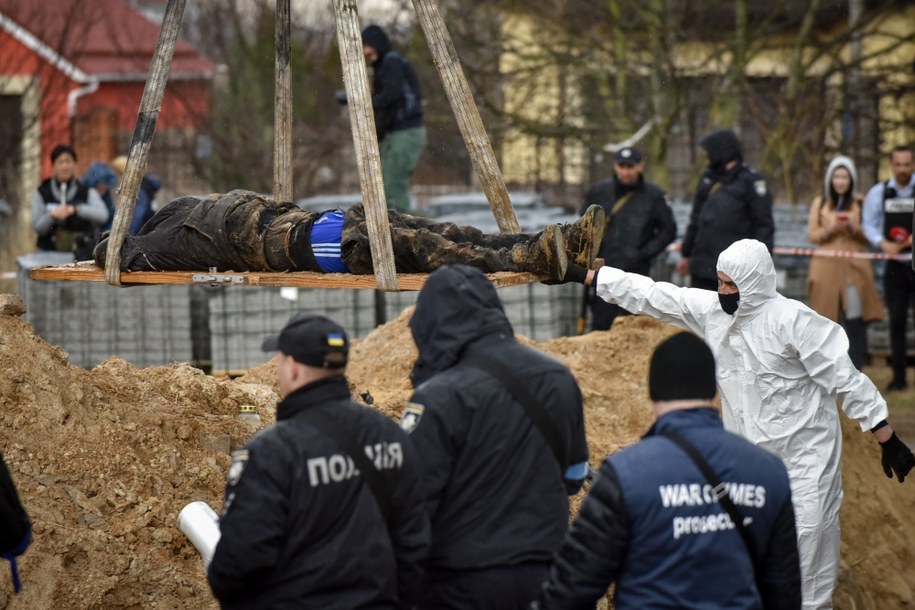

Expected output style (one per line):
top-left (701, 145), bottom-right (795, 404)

top-left (719, 292), bottom-right (740, 315)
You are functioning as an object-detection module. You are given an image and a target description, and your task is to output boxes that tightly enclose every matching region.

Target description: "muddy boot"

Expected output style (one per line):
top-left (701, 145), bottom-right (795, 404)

top-left (560, 204), bottom-right (606, 267)
top-left (512, 224), bottom-right (568, 280)
top-left (92, 236), bottom-right (109, 269)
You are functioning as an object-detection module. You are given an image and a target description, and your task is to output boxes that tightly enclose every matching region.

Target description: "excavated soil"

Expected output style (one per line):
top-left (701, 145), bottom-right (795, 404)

top-left (1, 296), bottom-right (914, 609)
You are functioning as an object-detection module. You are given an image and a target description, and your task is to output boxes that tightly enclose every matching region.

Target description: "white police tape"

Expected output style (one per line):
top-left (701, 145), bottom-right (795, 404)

top-left (771, 246), bottom-right (912, 262)
top-left (667, 243), bottom-right (912, 262)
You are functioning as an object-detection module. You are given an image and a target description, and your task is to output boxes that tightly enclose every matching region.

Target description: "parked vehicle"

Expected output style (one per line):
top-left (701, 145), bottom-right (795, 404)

top-left (296, 193), bottom-right (417, 213)
top-left (425, 191), bottom-right (545, 218)
top-left (426, 191), bottom-right (578, 234)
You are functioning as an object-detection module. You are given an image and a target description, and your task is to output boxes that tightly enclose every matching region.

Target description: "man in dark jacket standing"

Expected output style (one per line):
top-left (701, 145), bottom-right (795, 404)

top-left (581, 146), bottom-right (677, 330)
top-left (362, 24), bottom-right (426, 213)
top-left (677, 128), bottom-right (774, 290)
top-left (207, 313), bottom-right (430, 609)
top-left (535, 332), bottom-right (801, 610)
top-left (403, 265), bottom-right (589, 609)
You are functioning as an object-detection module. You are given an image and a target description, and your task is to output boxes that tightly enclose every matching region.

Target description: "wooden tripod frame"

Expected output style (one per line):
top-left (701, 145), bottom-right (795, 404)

top-left (41, 0), bottom-right (525, 292)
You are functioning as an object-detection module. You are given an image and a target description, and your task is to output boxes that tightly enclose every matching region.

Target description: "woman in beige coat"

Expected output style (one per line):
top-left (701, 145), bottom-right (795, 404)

top-left (807, 155), bottom-right (884, 368)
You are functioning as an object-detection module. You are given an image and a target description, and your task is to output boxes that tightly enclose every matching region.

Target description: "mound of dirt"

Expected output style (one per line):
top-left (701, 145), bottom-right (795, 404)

top-left (1, 294), bottom-right (913, 609)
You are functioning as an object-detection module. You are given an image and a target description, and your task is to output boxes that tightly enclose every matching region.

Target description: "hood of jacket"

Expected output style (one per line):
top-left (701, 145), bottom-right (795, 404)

top-left (142, 174), bottom-right (163, 195)
top-left (82, 162), bottom-right (118, 189)
top-left (361, 25), bottom-right (392, 60)
top-left (409, 265), bottom-right (514, 386)
top-left (716, 239), bottom-right (777, 318)
top-left (700, 128), bottom-right (743, 171)
top-left (823, 155), bottom-right (858, 208)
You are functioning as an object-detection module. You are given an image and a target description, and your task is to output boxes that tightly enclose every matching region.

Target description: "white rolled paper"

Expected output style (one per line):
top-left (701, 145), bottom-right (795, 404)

top-left (177, 501), bottom-right (221, 568)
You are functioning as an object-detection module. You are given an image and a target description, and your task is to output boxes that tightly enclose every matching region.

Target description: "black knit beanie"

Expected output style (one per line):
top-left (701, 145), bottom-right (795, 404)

top-left (649, 332), bottom-right (717, 401)
top-left (699, 128), bottom-right (742, 168)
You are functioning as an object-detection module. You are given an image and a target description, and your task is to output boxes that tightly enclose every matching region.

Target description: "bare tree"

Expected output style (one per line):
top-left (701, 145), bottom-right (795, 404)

top-left (434, 0), bottom-right (912, 205)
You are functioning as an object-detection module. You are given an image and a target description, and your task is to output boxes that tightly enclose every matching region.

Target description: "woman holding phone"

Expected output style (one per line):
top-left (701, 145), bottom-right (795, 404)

top-left (806, 155), bottom-right (884, 368)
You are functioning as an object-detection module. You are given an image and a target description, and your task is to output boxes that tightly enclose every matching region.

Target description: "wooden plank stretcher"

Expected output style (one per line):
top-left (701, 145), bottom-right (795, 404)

top-left (30, 263), bottom-right (542, 291)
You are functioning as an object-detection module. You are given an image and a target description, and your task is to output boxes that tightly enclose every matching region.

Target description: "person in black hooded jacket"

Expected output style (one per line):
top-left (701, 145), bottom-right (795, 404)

top-left (360, 24), bottom-right (426, 213)
top-left (402, 265), bottom-right (589, 609)
top-left (676, 128), bottom-right (774, 290)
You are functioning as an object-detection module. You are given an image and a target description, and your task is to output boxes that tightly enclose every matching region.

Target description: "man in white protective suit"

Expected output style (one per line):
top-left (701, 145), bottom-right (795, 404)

top-left (560, 238), bottom-right (915, 610)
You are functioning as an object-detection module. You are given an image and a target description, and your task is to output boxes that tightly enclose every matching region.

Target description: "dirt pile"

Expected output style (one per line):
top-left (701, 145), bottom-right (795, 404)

top-left (1, 296), bottom-right (913, 609)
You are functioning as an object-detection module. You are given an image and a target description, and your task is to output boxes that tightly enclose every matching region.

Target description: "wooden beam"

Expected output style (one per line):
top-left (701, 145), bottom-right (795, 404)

top-left (273, 0), bottom-right (293, 203)
top-left (30, 264), bottom-right (542, 291)
top-left (104, 0), bottom-right (188, 286)
top-left (411, 0), bottom-right (520, 234)
top-left (332, 0), bottom-right (399, 291)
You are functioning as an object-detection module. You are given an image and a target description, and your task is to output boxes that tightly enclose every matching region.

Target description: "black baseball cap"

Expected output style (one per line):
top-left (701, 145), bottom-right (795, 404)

top-left (261, 313), bottom-right (349, 369)
top-left (614, 146), bottom-right (643, 165)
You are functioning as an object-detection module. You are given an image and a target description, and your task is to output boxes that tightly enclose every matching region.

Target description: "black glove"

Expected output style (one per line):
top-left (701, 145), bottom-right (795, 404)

top-left (880, 433), bottom-right (915, 483)
top-left (563, 263), bottom-right (589, 284)
top-left (542, 264), bottom-right (587, 286)
top-left (334, 89), bottom-right (348, 106)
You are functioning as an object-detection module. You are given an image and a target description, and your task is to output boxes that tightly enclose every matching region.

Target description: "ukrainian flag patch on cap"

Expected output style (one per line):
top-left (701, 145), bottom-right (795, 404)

top-left (326, 333), bottom-right (346, 347)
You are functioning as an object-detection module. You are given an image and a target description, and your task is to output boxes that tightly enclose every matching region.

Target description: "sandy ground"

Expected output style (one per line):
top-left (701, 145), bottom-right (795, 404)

top-left (1, 296), bottom-right (914, 609)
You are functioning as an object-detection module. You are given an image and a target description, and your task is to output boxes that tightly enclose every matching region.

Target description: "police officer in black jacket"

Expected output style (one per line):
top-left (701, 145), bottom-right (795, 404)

top-left (403, 265), bottom-right (589, 609)
top-left (581, 146), bottom-right (677, 330)
top-left (678, 129), bottom-right (775, 290)
top-left (207, 314), bottom-right (430, 609)
top-left (535, 332), bottom-right (801, 610)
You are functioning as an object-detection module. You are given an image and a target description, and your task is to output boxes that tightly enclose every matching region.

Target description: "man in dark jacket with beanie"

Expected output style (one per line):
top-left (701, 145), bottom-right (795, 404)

top-left (677, 128), bottom-right (774, 290)
top-left (403, 265), bottom-right (589, 609)
top-left (535, 332), bottom-right (801, 610)
top-left (208, 313), bottom-right (430, 609)
top-left (360, 24), bottom-right (426, 213)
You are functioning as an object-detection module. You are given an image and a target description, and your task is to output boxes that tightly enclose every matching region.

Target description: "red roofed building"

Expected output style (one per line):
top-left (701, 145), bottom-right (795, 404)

top-left (0, 0), bottom-right (214, 201)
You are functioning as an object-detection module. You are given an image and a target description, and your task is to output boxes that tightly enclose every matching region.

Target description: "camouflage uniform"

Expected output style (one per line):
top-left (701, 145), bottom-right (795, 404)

top-left (341, 204), bottom-right (532, 274)
top-left (96, 190), bottom-right (591, 279)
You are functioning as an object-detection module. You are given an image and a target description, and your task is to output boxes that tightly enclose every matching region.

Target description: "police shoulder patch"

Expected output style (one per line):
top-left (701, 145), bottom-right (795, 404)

top-left (754, 180), bottom-right (767, 197)
top-left (399, 402), bottom-right (425, 433)
top-left (226, 449), bottom-right (250, 486)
